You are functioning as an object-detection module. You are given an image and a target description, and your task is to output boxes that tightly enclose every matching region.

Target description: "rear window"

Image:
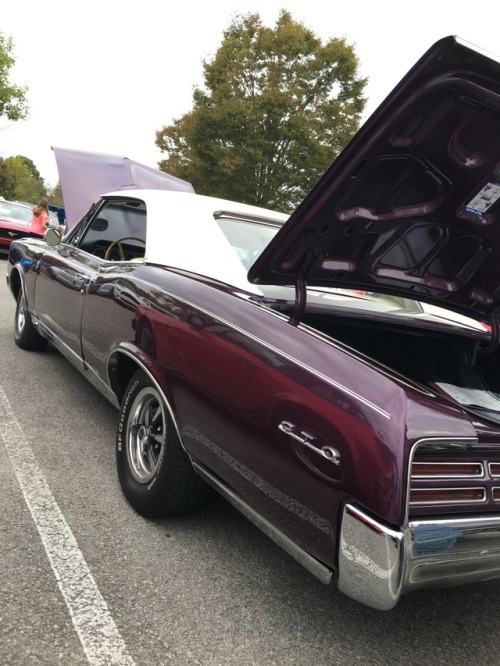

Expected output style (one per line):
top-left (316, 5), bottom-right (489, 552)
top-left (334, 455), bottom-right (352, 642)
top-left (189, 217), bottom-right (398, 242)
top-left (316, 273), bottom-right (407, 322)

top-left (216, 217), bottom-right (281, 270)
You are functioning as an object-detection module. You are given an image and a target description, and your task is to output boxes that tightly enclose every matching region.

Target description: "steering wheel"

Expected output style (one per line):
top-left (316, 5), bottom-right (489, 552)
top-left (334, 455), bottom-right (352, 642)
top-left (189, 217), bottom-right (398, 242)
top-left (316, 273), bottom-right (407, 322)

top-left (104, 237), bottom-right (146, 261)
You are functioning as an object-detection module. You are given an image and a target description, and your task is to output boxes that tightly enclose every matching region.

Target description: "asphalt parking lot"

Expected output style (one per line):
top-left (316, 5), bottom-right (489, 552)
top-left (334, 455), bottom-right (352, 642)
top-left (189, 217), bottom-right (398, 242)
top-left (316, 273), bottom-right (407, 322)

top-left (1, 257), bottom-right (500, 666)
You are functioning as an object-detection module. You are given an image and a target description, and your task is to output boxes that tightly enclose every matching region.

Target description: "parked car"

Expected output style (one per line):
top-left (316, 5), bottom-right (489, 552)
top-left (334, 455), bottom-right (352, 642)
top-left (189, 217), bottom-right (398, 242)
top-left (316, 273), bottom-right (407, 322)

top-left (12, 200), bottom-right (62, 230)
top-left (6, 36), bottom-right (500, 611)
top-left (0, 199), bottom-right (36, 254)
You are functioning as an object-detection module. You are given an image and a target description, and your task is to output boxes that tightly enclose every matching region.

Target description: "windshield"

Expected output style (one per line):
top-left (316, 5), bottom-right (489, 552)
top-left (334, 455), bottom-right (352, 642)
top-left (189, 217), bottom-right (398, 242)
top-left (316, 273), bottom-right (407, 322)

top-left (0, 201), bottom-right (32, 224)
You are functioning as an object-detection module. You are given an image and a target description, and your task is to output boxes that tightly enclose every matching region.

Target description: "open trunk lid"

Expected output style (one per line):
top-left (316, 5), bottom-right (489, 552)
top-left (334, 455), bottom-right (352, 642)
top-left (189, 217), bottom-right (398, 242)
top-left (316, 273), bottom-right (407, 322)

top-left (249, 36), bottom-right (500, 334)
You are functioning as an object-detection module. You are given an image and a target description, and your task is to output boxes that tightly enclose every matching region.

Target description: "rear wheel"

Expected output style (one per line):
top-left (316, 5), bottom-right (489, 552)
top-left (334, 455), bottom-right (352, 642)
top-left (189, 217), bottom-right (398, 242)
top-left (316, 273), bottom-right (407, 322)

top-left (14, 291), bottom-right (48, 351)
top-left (116, 371), bottom-right (210, 517)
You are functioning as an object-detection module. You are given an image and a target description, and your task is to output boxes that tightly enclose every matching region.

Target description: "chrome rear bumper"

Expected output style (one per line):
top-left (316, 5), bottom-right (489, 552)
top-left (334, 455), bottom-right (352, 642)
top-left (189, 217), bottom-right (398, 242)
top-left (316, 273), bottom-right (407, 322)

top-left (338, 503), bottom-right (500, 610)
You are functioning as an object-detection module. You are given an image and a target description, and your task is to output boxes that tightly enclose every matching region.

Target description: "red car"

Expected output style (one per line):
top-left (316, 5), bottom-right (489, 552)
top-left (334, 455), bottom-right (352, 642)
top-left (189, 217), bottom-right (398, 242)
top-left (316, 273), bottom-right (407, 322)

top-left (0, 199), bottom-right (37, 254)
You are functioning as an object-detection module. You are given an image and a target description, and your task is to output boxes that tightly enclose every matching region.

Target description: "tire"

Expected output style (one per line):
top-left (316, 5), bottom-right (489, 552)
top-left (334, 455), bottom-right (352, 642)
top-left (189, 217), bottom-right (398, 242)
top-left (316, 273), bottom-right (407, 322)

top-left (116, 371), bottom-right (210, 517)
top-left (14, 290), bottom-right (48, 351)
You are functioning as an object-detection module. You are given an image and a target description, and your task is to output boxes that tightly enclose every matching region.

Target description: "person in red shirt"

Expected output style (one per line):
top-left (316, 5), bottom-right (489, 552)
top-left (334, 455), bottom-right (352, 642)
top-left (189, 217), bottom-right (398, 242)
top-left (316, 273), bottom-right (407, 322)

top-left (31, 197), bottom-right (49, 236)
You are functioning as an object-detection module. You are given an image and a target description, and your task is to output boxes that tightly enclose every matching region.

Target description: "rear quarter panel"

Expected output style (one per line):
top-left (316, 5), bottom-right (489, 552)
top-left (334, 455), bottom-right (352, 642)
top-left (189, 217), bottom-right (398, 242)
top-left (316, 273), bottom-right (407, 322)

top-left (109, 266), bottom-right (477, 564)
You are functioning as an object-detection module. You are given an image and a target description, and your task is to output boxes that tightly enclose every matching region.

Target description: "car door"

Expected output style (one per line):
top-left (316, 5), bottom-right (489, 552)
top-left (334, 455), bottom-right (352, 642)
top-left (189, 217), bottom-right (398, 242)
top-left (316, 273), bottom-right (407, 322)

top-left (34, 197), bottom-right (147, 370)
top-left (34, 232), bottom-right (100, 368)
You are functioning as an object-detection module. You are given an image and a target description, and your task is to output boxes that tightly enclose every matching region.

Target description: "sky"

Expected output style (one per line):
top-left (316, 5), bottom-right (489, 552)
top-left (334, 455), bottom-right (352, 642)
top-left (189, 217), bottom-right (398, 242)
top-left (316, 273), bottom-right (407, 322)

top-left (2, 1), bottom-right (500, 188)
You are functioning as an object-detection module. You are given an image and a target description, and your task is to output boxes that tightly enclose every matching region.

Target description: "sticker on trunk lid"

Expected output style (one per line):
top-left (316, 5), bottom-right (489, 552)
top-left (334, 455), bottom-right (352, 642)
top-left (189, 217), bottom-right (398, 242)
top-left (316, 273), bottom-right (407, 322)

top-left (465, 182), bottom-right (500, 215)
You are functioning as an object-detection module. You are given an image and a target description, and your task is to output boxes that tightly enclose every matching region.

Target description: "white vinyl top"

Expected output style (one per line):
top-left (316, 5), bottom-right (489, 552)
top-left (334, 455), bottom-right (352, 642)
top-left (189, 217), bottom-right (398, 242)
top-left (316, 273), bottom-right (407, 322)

top-left (102, 189), bottom-right (288, 294)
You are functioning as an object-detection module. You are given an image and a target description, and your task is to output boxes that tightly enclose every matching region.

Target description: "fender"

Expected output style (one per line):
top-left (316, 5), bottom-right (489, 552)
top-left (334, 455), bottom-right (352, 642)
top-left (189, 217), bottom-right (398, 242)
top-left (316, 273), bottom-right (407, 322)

top-left (108, 343), bottom-right (187, 454)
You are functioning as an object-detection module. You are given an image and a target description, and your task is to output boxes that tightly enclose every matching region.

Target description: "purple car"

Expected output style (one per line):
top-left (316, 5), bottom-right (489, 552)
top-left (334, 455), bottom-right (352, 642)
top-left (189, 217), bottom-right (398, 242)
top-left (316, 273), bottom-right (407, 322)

top-left (6, 36), bottom-right (500, 610)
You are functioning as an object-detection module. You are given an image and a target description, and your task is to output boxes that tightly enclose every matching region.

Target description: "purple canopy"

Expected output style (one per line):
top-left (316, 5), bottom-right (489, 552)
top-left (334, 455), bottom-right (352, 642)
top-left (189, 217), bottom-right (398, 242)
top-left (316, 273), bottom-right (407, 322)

top-left (52, 146), bottom-right (194, 228)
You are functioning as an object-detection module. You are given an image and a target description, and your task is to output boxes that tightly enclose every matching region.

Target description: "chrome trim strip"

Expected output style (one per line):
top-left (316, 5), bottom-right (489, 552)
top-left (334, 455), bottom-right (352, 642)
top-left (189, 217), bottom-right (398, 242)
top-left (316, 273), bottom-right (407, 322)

top-left (76, 362), bottom-right (120, 408)
top-left (184, 425), bottom-right (333, 537)
top-left (192, 461), bottom-right (334, 586)
top-left (414, 438), bottom-right (477, 450)
top-left (35, 319), bottom-right (86, 370)
top-left (34, 316), bottom-right (121, 408)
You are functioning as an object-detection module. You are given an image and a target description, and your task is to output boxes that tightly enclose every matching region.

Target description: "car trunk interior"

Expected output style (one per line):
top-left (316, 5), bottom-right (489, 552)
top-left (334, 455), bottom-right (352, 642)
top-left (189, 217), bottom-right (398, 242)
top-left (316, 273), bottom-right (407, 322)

top-left (299, 311), bottom-right (500, 398)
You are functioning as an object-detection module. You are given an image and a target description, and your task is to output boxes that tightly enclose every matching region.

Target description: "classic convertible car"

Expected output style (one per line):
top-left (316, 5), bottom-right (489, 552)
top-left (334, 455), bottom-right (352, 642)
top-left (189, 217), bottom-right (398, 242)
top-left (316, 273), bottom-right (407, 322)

top-left (7, 36), bottom-right (500, 610)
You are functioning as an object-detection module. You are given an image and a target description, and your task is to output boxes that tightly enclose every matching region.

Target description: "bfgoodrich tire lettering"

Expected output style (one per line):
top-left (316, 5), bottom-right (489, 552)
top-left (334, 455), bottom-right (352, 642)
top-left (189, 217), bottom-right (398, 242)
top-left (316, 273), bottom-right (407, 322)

top-left (116, 370), bottom-right (210, 517)
top-left (14, 290), bottom-right (48, 351)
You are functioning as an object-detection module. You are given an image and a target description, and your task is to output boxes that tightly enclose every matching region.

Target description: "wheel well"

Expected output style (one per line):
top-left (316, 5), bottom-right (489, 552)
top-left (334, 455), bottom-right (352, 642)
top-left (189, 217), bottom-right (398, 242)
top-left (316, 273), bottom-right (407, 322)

top-left (109, 352), bottom-right (142, 404)
top-left (9, 267), bottom-right (22, 301)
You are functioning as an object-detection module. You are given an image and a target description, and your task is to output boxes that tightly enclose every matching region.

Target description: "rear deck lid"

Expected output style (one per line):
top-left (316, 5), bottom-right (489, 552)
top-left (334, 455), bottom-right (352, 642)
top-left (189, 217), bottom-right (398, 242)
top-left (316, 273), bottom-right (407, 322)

top-left (249, 36), bottom-right (500, 328)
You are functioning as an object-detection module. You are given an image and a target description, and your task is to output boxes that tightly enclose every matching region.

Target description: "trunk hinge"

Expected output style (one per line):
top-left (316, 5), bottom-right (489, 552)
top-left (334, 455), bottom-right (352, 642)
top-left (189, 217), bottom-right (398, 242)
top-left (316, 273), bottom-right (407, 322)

top-left (289, 250), bottom-right (321, 326)
top-left (482, 307), bottom-right (500, 353)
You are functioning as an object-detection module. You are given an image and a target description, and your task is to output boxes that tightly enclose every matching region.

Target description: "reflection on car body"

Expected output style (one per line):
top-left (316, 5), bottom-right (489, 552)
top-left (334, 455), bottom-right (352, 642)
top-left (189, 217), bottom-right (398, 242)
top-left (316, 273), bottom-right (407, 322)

top-left (7, 36), bottom-right (500, 610)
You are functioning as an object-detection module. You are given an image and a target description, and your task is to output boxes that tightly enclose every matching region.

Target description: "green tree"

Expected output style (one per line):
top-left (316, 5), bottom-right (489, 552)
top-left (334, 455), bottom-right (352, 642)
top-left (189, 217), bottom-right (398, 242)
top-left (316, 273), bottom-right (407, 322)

top-left (18, 155), bottom-right (41, 181)
top-left (155, 11), bottom-right (367, 211)
top-left (5, 155), bottom-right (47, 202)
top-left (0, 156), bottom-right (16, 197)
top-left (48, 181), bottom-right (64, 206)
top-left (0, 33), bottom-right (28, 122)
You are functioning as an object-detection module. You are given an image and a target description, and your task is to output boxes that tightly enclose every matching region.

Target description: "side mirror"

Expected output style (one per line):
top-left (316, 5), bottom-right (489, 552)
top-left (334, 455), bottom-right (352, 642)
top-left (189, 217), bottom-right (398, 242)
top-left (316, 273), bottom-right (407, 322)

top-left (45, 227), bottom-right (62, 246)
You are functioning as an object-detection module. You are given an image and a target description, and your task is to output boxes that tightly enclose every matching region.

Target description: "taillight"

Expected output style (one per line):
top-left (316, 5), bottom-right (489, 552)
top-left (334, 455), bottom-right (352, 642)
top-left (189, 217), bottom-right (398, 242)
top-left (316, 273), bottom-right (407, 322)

top-left (410, 455), bottom-right (488, 509)
top-left (410, 440), bottom-right (500, 510)
top-left (410, 487), bottom-right (486, 505)
top-left (412, 462), bottom-right (483, 478)
top-left (489, 463), bottom-right (500, 478)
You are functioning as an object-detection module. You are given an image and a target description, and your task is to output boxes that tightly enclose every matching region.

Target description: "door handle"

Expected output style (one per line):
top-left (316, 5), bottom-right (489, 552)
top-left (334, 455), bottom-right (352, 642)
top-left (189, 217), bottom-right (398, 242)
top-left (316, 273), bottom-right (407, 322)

top-left (278, 421), bottom-right (340, 465)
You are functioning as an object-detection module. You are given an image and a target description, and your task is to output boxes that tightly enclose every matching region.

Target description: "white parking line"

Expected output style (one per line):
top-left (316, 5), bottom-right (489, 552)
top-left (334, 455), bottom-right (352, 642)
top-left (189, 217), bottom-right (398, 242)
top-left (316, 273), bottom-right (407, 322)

top-left (0, 386), bottom-right (135, 666)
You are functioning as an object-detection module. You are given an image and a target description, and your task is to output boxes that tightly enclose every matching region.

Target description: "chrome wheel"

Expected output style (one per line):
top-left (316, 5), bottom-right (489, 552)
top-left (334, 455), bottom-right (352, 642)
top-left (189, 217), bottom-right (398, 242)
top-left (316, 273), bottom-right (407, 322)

top-left (14, 289), bottom-right (48, 351)
top-left (16, 293), bottom-right (26, 333)
top-left (117, 370), bottom-right (210, 516)
top-left (126, 386), bottom-right (167, 484)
